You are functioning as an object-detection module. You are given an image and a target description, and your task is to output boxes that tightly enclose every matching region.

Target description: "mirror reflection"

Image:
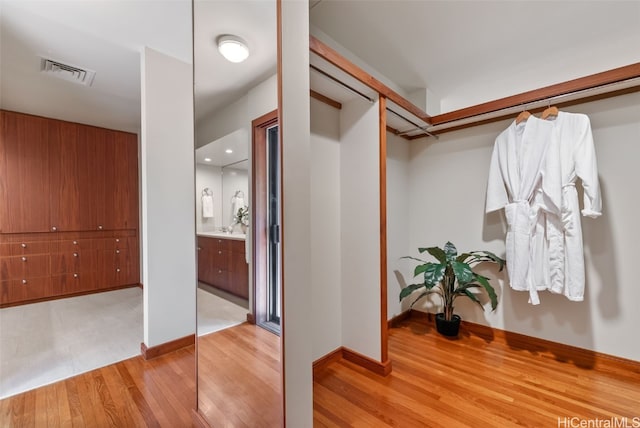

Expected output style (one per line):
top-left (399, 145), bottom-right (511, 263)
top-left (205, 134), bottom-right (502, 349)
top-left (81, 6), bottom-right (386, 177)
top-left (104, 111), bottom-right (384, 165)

top-left (193, 0), bottom-right (281, 425)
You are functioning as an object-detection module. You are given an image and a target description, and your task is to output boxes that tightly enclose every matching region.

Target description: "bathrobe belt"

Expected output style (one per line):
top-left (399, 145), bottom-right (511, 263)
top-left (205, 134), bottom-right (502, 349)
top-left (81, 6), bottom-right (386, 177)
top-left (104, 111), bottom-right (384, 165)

top-left (507, 199), bottom-right (541, 305)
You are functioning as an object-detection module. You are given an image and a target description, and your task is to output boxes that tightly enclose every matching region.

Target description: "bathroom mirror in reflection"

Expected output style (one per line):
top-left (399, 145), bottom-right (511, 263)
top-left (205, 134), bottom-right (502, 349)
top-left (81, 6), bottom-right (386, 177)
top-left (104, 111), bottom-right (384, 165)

top-left (193, 0), bottom-right (282, 425)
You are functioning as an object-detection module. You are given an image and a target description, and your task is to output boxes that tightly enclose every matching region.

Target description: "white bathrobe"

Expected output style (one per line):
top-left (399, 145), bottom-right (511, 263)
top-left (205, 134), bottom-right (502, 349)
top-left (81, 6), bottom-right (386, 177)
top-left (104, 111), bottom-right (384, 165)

top-left (544, 112), bottom-right (602, 301)
top-left (486, 116), bottom-right (562, 305)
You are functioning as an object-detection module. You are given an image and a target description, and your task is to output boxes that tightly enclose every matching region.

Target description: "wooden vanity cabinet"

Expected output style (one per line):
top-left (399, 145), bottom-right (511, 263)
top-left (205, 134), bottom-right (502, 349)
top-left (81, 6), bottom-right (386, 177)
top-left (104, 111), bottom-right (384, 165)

top-left (197, 236), bottom-right (248, 299)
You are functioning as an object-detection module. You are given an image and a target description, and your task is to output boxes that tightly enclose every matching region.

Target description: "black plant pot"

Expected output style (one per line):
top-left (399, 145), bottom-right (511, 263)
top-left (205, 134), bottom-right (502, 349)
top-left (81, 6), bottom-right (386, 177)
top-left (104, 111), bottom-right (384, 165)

top-left (435, 313), bottom-right (461, 337)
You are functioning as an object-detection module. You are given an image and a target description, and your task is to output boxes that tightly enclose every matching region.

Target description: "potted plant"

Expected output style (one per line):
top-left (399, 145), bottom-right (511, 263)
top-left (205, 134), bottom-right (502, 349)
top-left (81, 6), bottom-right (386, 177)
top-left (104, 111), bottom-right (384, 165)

top-left (400, 241), bottom-right (505, 337)
top-left (234, 206), bottom-right (249, 233)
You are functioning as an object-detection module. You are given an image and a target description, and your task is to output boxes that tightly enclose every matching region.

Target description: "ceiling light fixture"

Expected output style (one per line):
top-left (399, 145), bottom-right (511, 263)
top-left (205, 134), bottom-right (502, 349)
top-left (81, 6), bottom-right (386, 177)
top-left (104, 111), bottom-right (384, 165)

top-left (217, 35), bottom-right (249, 63)
top-left (204, 157), bottom-right (212, 162)
top-left (225, 149), bottom-right (233, 154)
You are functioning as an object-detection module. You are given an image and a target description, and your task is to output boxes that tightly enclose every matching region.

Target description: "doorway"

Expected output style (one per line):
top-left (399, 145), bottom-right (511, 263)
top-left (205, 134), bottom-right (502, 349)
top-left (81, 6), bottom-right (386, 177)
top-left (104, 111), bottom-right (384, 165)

top-left (252, 110), bottom-right (281, 335)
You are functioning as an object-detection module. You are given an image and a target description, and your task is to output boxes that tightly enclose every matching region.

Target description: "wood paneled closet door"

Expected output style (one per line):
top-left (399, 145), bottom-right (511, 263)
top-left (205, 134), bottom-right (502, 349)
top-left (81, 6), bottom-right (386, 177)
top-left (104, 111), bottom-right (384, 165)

top-left (0, 111), bottom-right (51, 233)
top-left (104, 130), bottom-right (138, 231)
top-left (49, 120), bottom-right (82, 232)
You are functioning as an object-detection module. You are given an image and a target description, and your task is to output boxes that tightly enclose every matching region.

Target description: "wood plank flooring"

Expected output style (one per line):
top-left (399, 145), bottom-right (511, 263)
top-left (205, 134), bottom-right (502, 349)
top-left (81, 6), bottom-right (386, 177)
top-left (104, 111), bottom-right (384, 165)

top-left (197, 323), bottom-right (282, 428)
top-left (313, 318), bottom-right (640, 427)
top-left (3, 318), bottom-right (638, 427)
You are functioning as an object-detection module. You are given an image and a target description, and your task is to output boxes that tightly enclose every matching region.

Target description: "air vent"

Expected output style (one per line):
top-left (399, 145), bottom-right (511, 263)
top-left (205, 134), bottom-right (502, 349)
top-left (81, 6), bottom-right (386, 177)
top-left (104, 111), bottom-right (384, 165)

top-left (40, 57), bottom-right (96, 86)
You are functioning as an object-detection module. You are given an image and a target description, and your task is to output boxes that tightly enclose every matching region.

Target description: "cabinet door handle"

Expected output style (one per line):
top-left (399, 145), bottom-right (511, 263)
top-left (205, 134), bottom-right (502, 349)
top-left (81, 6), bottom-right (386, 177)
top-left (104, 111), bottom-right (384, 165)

top-left (51, 226), bottom-right (57, 231)
top-left (218, 270), bottom-right (222, 274)
top-left (21, 256), bottom-right (27, 262)
top-left (197, 247), bottom-right (201, 251)
top-left (98, 225), bottom-right (103, 230)
top-left (73, 240), bottom-right (78, 245)
top-left (73, 273), bottom-right (79, 278)
top-left (116, 268), bottom-right (121, 273)
top-left (73, 252), bottom-right (79, 257)
top-left (116, 250), bottom-right (120, 254)
top-left (22, 279), bottom-right (27, 285)
top-left (21, 243), bottom-right (27, 249)
top-left (115, 239), bottom-right (120, 243)
top-left (218, 250), bottom-right (222, 255)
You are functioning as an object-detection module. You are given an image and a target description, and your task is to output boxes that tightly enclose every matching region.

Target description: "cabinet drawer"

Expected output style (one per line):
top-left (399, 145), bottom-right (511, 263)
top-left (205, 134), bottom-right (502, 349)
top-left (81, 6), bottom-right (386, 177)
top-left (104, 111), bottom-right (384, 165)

top-left (50, 250), bottom-right (98, 275)
top-left (101, 248), bottom-right (138, 287)
top-left (54, 238), bottom-right (96, 252)
top-left (0, 254), bottom-right (50, 280)
top-left (229, 239), bottom-right (245, 254)
top-left (1, 277), bottom-right (52, 305)
top-left (103, 236), bottom-right (137, 250)
top-left (1, 241), bottom-right (51, 256)
top-left (51, 272), bottom-right (96, 295)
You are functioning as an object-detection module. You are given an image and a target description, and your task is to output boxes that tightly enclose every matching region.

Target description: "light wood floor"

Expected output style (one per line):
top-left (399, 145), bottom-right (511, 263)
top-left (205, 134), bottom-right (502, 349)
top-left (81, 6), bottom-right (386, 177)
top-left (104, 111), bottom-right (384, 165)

top-left (3, 319), bottom-right (638, 427)
top-left (314, 318), bottom-right (640, 427)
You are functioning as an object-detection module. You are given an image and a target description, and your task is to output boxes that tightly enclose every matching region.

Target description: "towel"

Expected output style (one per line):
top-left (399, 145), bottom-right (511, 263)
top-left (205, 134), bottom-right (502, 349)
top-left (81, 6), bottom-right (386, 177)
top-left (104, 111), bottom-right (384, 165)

top-left (231, 196), bottom-right (245, 223)
top-left (202, 195), bottom-right (214, 218)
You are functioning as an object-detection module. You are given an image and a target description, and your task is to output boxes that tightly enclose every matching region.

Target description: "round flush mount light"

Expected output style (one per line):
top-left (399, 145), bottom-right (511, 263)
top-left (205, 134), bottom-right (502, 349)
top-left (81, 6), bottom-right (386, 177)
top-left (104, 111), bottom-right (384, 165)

top-left (217, 35), bottom-right (249, 63)
top-left (225, 149), bottom-right (233, 154)
top-left (204, 157), bottom-right (212, 162)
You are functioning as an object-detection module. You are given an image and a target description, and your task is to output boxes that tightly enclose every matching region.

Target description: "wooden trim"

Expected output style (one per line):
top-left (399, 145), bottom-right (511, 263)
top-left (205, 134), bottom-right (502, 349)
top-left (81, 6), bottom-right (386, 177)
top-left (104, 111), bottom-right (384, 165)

top-left (0, 283), bottom-right (140, 309)
top-left (246, 312), bottom-right (256, 324)
top-left (387, 309), bottom-right (413, 329)
top-left (191, 409), bottom-right (212, 428)
top-left (140, 334), bottom-right (195, 360)
top-left (430, 86), bottom-right (640, 135)
top-left (402, 309), bottom-right (640, 370)
top-left (379, 96), bottom-right (389, 366)
top-left (309, 35), bottom-right (430, 123)
top-left (313, 346), bottom-right (392, 378)
top-left (385, 125), bottom-right (412, 141)
top-left (430, 62), bottom-right (640, 126)
top-left (312, 347), bottom-right (344, 378)
top-left (342, 347), bottom-right (392, 377)
top-left (251, 109), bottom-right (278, 329)
top-left (310, 90), bottom-right (342, 109)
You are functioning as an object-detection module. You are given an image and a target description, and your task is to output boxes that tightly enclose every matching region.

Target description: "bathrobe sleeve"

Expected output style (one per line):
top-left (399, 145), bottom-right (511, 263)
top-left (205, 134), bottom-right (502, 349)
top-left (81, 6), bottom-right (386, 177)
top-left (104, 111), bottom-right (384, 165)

top-left (574, 115), bottom-right (602, 218)
top-left (485, 138), bottom-right (509, 213)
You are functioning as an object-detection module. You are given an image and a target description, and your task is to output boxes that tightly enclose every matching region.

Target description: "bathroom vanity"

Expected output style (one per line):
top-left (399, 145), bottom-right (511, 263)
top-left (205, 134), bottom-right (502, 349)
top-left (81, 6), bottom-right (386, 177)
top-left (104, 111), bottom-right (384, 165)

top-left (197, 232), bottom-right (248, 299)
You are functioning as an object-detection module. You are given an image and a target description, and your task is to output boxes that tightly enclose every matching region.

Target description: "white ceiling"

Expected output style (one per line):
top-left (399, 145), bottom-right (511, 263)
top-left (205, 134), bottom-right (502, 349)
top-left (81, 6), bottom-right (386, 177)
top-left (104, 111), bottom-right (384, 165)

top-left (0, 0), bottom-right (276, 133)
top-left (2, 1), bottom-right (637, 135)
top-left (310, 0), bottom-right (640, 115)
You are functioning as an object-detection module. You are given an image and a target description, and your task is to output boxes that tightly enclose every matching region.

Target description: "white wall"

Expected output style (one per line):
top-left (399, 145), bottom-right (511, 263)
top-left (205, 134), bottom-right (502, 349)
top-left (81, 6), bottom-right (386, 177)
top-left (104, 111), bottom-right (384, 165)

top-left (195, 74), bottom-right (277, 149)
top-left (195, 164), bottom-right (222, 232)
top-left (140, 46), bottom-right (196, 348)
top-left (340, 97), bottom-right (381, 360)
top-left (221, 167), bottom-right (249, 228)
top-left (405, 91), bottom-right (640, 361)
top-left (386, 133), bottom-right (412, 319)
top-left (281, 0), bottom-right (313, 425)
top-left (310, 98), bottom-right (342, 360)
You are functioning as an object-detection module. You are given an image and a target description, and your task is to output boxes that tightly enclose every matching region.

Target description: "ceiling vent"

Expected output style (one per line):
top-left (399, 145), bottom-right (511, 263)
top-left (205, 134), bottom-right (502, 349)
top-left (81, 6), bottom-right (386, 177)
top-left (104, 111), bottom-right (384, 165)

top-left (40, 57), bottom-right (96, 86)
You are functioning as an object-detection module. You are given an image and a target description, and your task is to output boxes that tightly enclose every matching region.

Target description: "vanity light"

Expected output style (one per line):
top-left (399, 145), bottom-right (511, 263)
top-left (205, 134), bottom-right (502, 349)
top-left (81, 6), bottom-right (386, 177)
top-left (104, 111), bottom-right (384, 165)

top-left (204, 157), bottom-right (212, 162)
top-left (217, 35), bottom-right (249, 63)
top-left (225, 149), bottom-right (233, 154)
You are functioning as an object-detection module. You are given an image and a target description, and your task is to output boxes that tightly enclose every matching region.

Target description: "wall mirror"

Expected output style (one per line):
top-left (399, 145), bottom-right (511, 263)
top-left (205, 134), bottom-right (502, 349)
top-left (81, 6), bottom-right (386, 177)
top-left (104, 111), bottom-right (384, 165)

top-left (193, 0), bottom-right (282, 426)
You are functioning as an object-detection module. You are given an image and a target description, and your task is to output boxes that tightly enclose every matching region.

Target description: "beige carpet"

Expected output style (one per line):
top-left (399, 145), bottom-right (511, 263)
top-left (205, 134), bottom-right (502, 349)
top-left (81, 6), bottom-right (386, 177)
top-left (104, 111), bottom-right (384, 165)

top-left (0, 286), bottom-right (247, 399)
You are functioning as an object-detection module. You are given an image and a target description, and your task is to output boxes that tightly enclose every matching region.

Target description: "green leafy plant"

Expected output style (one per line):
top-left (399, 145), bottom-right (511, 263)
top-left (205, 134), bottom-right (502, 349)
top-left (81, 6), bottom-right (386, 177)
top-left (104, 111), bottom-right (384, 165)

top-left (235, 206), bottom-right (249, 226)
top-left (400, 241), bottom-right (505, 321)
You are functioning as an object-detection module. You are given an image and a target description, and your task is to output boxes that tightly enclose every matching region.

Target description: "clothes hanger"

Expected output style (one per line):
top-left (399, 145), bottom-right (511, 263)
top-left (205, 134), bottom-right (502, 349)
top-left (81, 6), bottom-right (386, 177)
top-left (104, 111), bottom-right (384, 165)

top-left (515, 109), bottom-right (531, 124)
top-left (541, 101), bottom-right (559, 120)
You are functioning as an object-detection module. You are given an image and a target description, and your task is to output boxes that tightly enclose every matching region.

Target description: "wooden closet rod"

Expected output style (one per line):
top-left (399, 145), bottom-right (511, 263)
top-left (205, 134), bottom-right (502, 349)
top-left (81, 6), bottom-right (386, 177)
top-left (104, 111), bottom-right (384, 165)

top-left (310, 35), bottom-right (431, 122)
top-left (309, 35), bottom-right (640, 137)
top-left (429, 62), bottom-right (640, 132)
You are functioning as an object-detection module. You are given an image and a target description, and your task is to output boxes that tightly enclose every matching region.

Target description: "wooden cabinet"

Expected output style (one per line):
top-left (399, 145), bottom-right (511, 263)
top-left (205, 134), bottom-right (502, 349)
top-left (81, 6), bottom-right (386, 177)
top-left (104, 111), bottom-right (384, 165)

top-left (0, 232), bottom-right (139, 306)
top-left (0, 110), bottom-right (51, 233)
top-left (0, 111), bottom-right (140, 307)
top-left (197, 236), bottom-right (248, 299)
top-left (1, 111), bottom-right (138, 234)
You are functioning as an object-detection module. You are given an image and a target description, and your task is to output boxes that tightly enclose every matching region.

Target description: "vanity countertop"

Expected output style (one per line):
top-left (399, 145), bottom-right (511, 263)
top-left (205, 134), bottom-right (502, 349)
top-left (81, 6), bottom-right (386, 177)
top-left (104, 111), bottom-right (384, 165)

top-left (197, 231), bottom-right (246, 241)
